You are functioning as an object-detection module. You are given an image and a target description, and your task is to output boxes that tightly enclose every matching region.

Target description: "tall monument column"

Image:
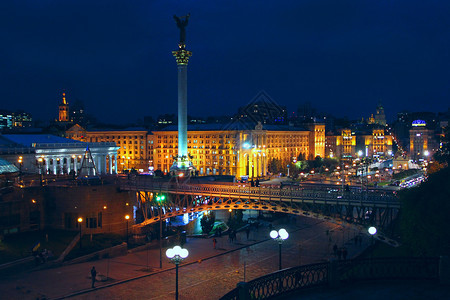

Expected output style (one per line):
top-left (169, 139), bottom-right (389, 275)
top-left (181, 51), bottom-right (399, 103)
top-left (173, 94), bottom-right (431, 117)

top-left (171, 14), bottom-right (194, 173)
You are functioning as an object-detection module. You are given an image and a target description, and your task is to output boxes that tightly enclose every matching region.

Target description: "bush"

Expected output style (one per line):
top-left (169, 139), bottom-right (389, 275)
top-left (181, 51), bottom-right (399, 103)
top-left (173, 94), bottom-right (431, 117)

top-left (200, 212), bottom-right (216, 235)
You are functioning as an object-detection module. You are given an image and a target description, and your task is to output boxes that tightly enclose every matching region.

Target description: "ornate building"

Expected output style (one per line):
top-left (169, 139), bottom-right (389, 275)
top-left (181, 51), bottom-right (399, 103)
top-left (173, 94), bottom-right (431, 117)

top-left (67, 122), bottom-right (326, 179)
top-left (151, 122), bottom-right (324, 178)
top-left (409, 120), bottom-right (439, 161)
top-left (66, 126), bottom-right (149, 172)
top-left (326, 127), bottom-right (392, 159)
top-left (0, 134), bottom-right (119, 175)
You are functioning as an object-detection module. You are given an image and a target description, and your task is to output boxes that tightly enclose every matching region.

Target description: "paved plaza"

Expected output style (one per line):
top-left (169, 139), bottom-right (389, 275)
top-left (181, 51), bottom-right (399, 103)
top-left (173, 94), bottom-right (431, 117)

top-left (0, 216), bottom-right (369, 300)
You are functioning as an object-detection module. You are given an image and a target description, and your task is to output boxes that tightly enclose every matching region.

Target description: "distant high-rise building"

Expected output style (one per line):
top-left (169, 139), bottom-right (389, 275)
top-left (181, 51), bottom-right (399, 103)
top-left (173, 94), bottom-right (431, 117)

top-left (58, 92), bottom-right (69, 122)
top-left (237, 91), bottom-right (287, 125)
top-left (0, 110), bottom-right (13, 130)
top-left (297, 102), bottom-right (316, 122)
top-left (12, 111), bottom-right (33, 127)
top-left (70, 99), bottom-right (86, 126)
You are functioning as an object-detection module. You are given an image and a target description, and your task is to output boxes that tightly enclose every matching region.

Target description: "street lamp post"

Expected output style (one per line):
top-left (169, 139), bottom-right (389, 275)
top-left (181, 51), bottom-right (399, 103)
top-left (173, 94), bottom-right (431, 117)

top-left (18, 156), bottom-right (23, 183)
top-left (78, 217), bottom-right (83, 249)
top-left (368, 226), bottom-right (377, 261)
top-left (72, 155), bottom-right (76, 178)
top-left (125, 215), bottom-right (130, 245)
top-left (368, 226), bottom-right (377, 247)
top-left (270, 228), bottom-right (289, 270)
top-left (38, 157), bottom-right (44, 186)
top-left (156, 194), bottom-right (166, 269)
top-left (166, 246), bottom-right (189, 300)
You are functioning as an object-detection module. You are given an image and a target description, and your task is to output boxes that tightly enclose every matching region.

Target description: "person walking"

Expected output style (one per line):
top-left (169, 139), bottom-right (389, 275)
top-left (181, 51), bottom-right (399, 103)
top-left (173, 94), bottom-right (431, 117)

top-left (90, 266), bottom-right (97, 288)
top-left (213, 238), bottom-right (217, 249)
top-left (246, 228), bottom-right (250, 240)
top-left (342, 247), bottom-right (348, 260)
top-left (333, 244), bottom-right (338, 256)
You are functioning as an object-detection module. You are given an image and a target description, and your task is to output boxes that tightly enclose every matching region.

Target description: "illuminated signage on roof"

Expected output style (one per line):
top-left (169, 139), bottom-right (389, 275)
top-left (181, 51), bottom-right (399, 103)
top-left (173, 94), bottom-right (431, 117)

top-left (412, 120), bottom-right (426, 127)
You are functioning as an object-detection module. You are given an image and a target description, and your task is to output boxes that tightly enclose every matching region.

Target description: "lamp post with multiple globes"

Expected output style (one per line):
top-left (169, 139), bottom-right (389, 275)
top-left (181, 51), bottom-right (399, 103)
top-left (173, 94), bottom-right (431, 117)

top-left (166, 246), bottom-right (189, 300)
top-left (270, 228), bottom-right (289, 270)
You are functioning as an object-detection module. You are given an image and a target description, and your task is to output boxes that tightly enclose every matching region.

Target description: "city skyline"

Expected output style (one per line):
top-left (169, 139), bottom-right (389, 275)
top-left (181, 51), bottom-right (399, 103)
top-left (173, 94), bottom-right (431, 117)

top-left (1, 1), bottom-right (449, 124)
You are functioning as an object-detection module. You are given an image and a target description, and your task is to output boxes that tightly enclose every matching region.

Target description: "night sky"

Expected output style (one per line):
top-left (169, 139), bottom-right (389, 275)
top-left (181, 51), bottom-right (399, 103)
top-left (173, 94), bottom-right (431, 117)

top-left (1, 1), bottom-right (449, 124)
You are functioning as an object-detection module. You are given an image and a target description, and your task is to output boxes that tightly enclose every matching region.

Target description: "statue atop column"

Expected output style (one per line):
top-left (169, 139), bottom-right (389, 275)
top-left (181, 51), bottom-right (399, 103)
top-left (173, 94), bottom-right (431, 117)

top-left (173, 14), bottom-right (190, 45)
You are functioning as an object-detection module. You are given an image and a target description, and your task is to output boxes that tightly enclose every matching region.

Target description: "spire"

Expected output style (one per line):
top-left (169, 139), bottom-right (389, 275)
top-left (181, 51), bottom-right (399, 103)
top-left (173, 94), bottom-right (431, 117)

top-left (59, 91), bottom-right (69, 122)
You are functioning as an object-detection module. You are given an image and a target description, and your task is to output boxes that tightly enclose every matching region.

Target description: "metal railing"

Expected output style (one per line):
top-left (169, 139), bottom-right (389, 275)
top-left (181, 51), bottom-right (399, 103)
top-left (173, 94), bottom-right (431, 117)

top-left (220, 257), bottom-right (441, 300)
top-left (120, 177), bottom-right (400, 209)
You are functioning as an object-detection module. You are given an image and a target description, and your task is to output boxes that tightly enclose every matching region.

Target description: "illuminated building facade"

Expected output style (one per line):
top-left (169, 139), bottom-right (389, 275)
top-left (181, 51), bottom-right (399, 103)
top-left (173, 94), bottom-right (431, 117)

top-left (0, 134), bottom-right (118, 175)
top-left (409, 120), bottom-right (439, 161)
top-left (68, 122), bottom-right (326, 178)
top-left (67, 126), bottom-right (150, 172)
top-left (336, 129), bottom-right (355, 158)
top-left (327, 128), bottom-right (392, 159)
top-left (152, 122), bottom-right (325, 178)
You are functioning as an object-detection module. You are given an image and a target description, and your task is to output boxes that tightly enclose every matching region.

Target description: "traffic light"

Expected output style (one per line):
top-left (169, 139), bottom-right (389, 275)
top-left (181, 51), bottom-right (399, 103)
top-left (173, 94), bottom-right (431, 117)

top-left (156, 194), bottom-right (166, 202)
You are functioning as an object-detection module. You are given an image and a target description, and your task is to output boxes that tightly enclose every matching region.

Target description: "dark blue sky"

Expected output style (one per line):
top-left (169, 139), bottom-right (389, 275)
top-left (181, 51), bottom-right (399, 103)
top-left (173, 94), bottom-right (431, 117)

top-left (1, 0), bottom-right (449, 124)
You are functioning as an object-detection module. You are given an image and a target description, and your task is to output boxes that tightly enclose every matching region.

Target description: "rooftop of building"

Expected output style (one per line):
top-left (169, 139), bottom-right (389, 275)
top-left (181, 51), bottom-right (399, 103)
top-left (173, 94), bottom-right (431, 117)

top-left (88, 126), bottom-right (148, 132)
top-left (1, 134), bottom-right (84, 147)
top-left (154, 122), bottom-right (309, 132)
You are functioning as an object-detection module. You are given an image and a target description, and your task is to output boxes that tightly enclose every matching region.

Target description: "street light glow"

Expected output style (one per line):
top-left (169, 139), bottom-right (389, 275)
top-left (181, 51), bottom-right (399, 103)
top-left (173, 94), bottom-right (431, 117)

top-left (278, 228), bottom-right (289, 240)
top-left (368, 226), bottom-right (377, 235)
top-left (270, 230), bottom-right (278, 239)
top-left (166, 245), bottom-right (189, 261)
top-left (166, 248), bottom-right (175, 258)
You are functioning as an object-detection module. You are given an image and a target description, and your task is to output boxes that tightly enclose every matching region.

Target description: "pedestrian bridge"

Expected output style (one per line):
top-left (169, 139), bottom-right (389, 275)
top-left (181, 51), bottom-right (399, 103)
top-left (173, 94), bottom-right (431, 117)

top-left (120, 176), bottom-right (399, 230)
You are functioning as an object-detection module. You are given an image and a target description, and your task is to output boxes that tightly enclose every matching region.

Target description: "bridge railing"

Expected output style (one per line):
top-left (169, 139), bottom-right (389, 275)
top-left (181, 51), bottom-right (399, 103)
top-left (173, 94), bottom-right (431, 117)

top-left (219, 257), bottom-right (442, 300)
top-left (120, 177), bottom-right (399, 208)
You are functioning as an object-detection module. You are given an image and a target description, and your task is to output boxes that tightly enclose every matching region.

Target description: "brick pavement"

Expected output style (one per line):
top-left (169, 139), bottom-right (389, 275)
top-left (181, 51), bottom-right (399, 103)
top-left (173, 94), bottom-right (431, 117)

top-left (0, 216), bottom-right (369, 300)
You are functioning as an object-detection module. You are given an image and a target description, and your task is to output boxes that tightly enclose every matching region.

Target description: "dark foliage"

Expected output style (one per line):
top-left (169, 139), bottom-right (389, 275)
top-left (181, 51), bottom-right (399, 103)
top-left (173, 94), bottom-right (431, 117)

top-left (399, 167), bottom-right (450, 256)
top-left (200, 212), bottom-right (215, 235)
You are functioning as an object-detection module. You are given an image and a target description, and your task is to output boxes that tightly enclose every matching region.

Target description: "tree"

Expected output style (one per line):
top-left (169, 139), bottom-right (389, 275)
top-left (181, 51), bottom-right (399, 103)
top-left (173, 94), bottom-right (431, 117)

top-left (297, 153), bottom-right (306, 161)
top-left (268, 158), bottom-right (282, 174)
top-left (323, 158), bottom-right (338, 169)
top-left (434, 126), bottom-right (449, 166)
top-left (400, 167), bottom-right (450, 256)
top-left (200, 212), bottom-right (216, 235)
top-left (312, 156), bottom-right (323, 169)
top-left (227, 210), bottom-right (244, 231)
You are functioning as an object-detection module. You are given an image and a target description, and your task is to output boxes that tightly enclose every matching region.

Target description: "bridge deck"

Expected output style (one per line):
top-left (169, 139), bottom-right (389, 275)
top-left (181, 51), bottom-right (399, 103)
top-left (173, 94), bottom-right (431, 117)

top-left (120, 177), bottom-right (400, 209)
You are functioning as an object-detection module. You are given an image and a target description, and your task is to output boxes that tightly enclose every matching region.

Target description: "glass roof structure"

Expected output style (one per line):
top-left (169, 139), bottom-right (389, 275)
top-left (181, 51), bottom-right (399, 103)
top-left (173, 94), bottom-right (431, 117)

top-left (0, 158), bottom-right (19, 174)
